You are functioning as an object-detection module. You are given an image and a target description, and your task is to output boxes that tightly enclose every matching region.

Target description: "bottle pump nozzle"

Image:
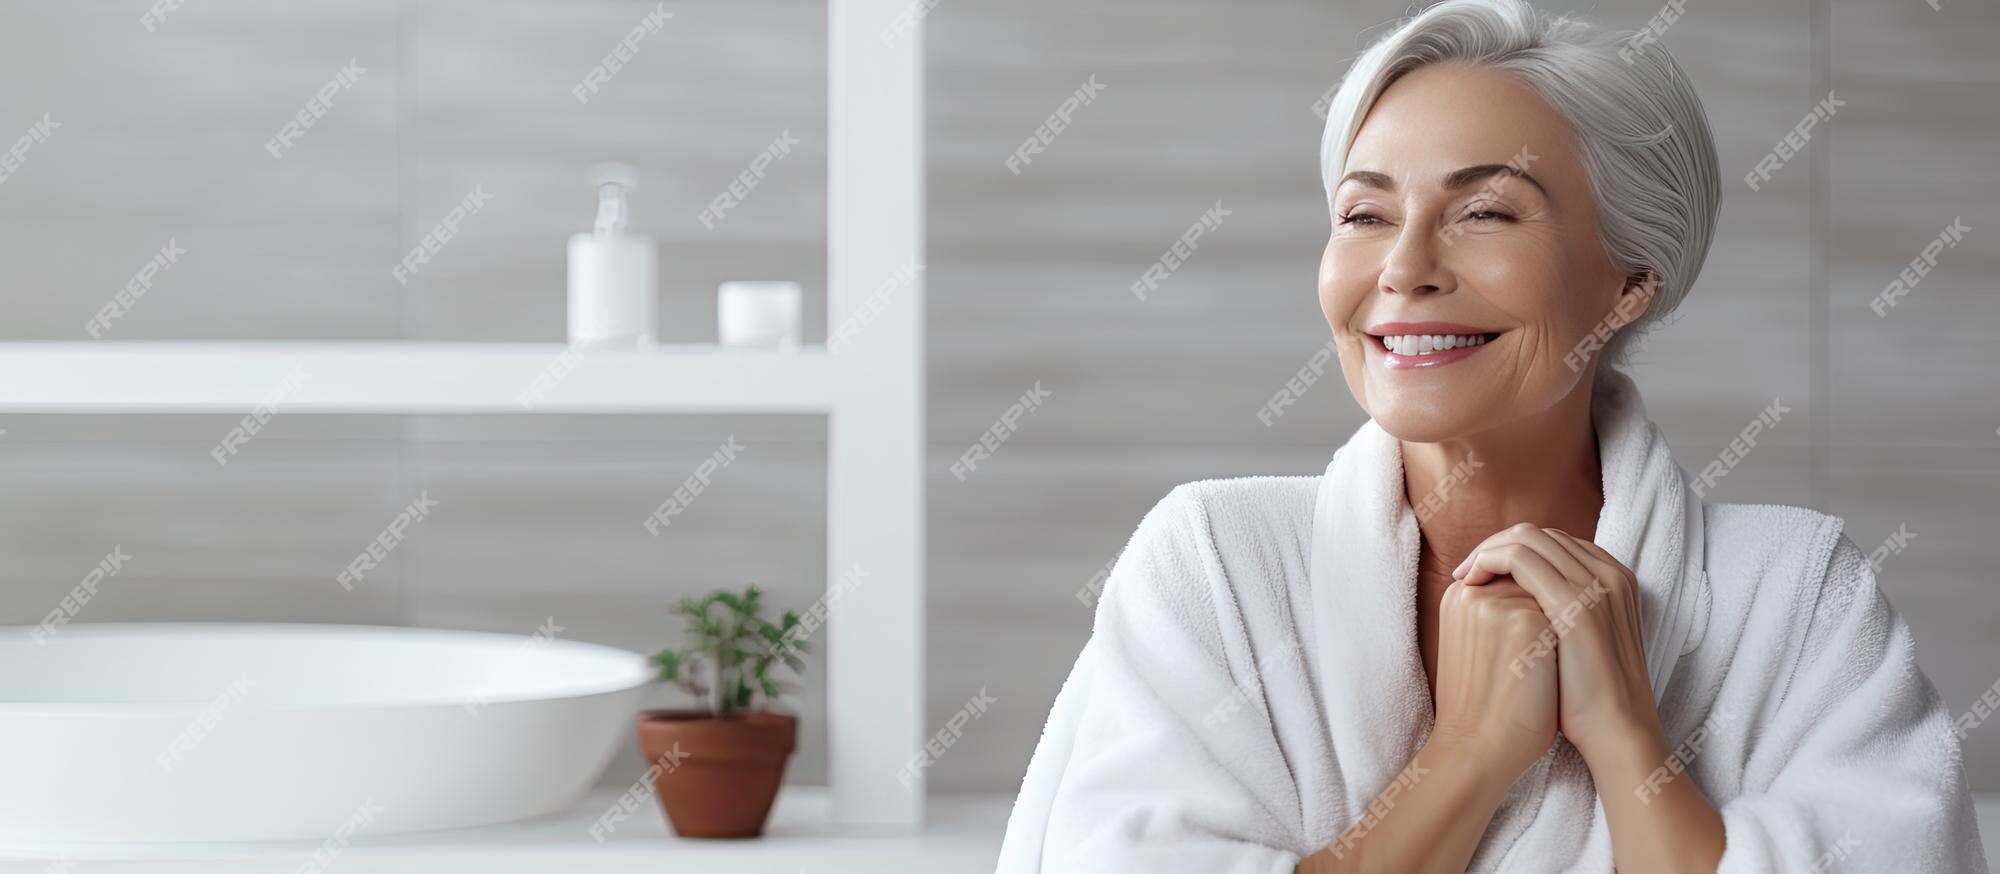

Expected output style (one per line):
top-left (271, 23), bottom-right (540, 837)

top-left (588, 163), bottom-right (639, 236)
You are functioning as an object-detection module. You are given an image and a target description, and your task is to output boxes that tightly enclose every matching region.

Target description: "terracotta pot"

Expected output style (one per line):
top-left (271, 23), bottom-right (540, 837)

top-left (635, 709), bottom-right (797, 838)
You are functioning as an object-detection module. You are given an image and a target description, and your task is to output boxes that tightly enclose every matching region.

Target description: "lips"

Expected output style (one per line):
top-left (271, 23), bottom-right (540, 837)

top-left (1362, 321), bottom-right (1504, 369)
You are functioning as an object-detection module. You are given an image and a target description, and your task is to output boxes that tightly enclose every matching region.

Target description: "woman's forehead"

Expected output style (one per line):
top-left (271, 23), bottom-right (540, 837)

top-left (1344, 65), bottom-right (1582, 194)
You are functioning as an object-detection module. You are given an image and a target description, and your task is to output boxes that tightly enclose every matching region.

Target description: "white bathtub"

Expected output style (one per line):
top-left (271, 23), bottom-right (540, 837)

top-left (0, 622), bottom-right (650, 845)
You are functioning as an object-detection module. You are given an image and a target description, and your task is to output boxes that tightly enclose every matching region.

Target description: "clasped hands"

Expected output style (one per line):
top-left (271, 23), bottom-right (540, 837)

top-left (1428, 523), bottom-right (1664, 774)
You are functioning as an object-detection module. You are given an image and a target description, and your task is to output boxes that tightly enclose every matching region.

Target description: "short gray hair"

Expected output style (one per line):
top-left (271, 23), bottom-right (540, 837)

top-left (1318, 0), bottom-right (1720, 365)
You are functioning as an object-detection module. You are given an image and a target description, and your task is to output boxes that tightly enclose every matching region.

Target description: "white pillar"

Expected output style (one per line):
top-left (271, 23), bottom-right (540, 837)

top-left (827, 0), bottom-right (926, 827)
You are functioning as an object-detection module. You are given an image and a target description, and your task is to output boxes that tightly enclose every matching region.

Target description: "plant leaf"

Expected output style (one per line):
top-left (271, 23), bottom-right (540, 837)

top-left (661, 584), bottom-right (816, 715)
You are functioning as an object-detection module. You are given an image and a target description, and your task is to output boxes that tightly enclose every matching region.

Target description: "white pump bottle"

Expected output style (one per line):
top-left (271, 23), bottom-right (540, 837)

top-left (567, 163), bottom-right (657, 349)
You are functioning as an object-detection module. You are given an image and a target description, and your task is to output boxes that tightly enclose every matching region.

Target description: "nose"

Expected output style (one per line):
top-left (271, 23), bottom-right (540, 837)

top-left (1378, 220), bottom-right (1456, 297)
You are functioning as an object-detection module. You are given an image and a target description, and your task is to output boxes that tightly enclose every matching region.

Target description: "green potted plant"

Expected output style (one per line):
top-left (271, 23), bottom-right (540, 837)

top-left (638, 585), bottom-right (806, 838)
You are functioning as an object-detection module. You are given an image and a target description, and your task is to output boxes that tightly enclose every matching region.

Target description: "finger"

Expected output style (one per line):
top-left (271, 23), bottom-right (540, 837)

top-left (1525, 527), bottom-right (1600, 584)
top-left (1459, 544), bottom-right (1580, 622)
top-left (1542, 530), bottom-right (1632, 593)
top-left (1536, 528), bottom-right (1616, 564)
top-left (1462, 531), bottom-right (1589, 589)
top-left (1467, 578), bottom-right (1534, 602)
top-left (1538, 527), bottom-right (1598, 568)
top-left (1560, 532), bottom-right (1624, 571)
top-left (1460, 541), bottom-right (1561, 590)
top-left (1451, 523), bottom-right (1590, 581)
top-left (1450, 524), bottom-right (1535, 578)
top-left (1542, 529), bottom-right (1643, 637)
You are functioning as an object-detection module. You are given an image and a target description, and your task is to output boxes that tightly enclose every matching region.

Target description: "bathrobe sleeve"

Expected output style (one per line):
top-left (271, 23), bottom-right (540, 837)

top-left (1714, 535), bottom-right (1989, 873)
top-left (996, 485), bottom-right (1307, 874)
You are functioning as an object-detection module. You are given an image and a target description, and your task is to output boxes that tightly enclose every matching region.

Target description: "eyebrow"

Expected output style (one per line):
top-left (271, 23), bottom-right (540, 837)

top-left (1337, 164), bottom-right (1549, 198)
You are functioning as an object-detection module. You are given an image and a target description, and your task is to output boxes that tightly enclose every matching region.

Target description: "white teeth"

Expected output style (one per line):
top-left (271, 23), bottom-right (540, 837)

top-left (1380, 333), bottom-right (1492, 356)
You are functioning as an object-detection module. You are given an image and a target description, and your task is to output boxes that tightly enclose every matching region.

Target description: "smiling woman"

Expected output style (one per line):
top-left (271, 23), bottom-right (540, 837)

top-left (1321, 56), bottom-right (1694, 447)
top-left (996, 1), bottom-right (1987, 872)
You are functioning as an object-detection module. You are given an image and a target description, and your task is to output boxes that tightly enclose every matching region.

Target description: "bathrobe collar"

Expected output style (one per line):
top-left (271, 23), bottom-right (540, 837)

top-left (1307, 367), bottom-right (1709, 833)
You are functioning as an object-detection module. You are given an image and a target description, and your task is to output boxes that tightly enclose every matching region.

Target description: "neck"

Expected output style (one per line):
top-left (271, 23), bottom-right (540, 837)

top-left (1401, 376), bottom-right (1605, 586)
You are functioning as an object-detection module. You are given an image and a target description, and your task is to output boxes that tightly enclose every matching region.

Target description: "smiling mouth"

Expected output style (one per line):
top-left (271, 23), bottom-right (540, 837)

top-left (1371, 332), bottom-right (1499, 356)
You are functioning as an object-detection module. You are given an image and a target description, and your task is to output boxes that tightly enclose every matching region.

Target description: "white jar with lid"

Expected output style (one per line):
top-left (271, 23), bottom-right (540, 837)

top-left (717, 280), bottom-right (802, 350)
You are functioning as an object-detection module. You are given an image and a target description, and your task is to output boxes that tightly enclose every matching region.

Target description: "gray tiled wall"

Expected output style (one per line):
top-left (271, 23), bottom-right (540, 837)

top-left (0, 0), bottom-right (1993, 794)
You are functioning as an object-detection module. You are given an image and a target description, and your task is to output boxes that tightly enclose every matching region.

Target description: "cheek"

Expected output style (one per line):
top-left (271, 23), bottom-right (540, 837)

top-left (1455, 248), bottom-right (1550, 316)
top-left (1318, 244), bottom-right (1378, 409)
top-left (1450, 241), bottom-right (1601, 349)
top-left (1318, 244), bottom-right (1371, 328)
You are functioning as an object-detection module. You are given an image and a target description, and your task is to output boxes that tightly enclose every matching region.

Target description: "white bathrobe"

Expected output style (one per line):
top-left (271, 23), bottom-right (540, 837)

top-left (998, 369), bottom-right (1987, 873)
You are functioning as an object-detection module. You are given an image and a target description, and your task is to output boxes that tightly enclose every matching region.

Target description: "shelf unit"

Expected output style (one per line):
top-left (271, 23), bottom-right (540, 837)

top-left (0, 343), bottom-right (837, 413)
top-left (0, 0), bottom-right (925, 829)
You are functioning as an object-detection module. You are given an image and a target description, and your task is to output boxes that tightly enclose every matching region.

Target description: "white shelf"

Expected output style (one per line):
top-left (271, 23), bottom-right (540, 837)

top-left (0, 342), bottom-right (836, 414)
top-left (0, 787), bottom-right (1011, 872)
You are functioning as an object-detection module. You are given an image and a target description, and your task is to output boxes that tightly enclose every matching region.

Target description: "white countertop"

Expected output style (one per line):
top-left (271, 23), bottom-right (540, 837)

top-left (6, 790), bottom-right (1998, 872)
top-left (0, 786), bottom-right (1012, 873)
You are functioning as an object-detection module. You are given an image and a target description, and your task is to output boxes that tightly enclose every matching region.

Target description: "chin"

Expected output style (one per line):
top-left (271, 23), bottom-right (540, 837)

top-left (1361, 397), bottom-right (1489, 445)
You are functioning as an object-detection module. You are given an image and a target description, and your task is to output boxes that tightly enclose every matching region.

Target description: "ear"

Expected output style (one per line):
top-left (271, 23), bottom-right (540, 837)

top-left (1605, 271), bottom-right (1658, 331)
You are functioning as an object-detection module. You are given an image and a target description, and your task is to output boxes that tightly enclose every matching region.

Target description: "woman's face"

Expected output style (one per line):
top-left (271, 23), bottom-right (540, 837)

top-left (1320, 62), bottom-right (1648, 444)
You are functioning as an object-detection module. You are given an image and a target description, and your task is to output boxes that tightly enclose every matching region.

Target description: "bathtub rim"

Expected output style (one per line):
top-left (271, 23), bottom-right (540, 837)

top-left (0, 620), bottom-right (656, 716)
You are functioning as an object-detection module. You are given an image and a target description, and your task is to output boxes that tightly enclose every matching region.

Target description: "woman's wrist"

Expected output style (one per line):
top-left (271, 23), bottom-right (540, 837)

top-left (1424, 721), bottom-right (1544, 796)
top-left (1297, 731), bottom-right (1531, 874)
top-left (1578, 726), bottom-right (1669, 799)
top-left (1580, 717), bottom-right (1728, 873)
top-left (1568, 708), bottom-right (1668, 776)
